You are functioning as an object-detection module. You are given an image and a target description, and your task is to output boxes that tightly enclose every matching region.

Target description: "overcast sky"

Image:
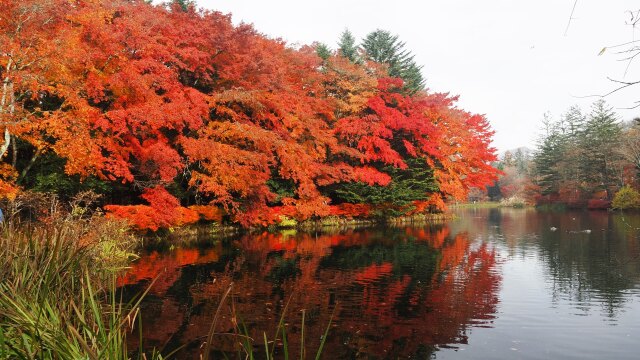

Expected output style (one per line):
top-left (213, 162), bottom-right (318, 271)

top-left (196, 0), bottom-right (640, 152)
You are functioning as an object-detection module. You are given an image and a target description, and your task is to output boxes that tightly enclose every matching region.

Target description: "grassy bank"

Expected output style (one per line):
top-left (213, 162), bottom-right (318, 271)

top-left (0, 212), bottom-right (161, 359)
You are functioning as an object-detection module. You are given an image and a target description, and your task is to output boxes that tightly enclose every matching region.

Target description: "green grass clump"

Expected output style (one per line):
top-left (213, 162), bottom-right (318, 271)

top-left (0, 208), bottom-right (163, 359)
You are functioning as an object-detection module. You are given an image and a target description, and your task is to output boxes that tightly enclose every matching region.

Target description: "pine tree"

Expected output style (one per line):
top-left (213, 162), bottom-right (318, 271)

top-left (513, 148), bottom-right (530, 175)
top-left (533, 102), bottom-right (625, 202)
top-left (558, 106), bottom-right (587, 197)
top-left (533, 114), bottom-right (566, 195)
top-left (361, 29), bottom-right (426, 93)
top-left (315, 42), bottom-right (332, 61)
top-left (337, 29), bottom-right (360, 63)
top-left (581, 100), bottom-right (624, 194)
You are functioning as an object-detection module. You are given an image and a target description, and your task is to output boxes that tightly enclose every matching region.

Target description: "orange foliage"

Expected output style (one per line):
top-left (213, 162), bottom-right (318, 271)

top-left (329, 203), bottom-right (372, 217)
top-left (1, 0), bottom-right (499, 229)
top-left (0, 164), bottom-right (19, 200)
top-left (106, 187), bottom-right (201, 230)
top-left (188, 205), bottom-right (224, 222)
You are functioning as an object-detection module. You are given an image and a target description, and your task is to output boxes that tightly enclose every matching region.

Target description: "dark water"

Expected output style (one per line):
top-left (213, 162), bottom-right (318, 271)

top-left (120, 208), bottom-right (640, 359)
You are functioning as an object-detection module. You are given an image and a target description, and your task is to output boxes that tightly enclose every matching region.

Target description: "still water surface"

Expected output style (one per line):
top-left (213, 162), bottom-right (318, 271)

top-left (120, 208), bottom-right (640, 359)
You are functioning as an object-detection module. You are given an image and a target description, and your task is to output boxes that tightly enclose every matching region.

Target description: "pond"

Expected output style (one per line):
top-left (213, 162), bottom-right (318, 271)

top-left (119, 208), bottom-right (640, 359)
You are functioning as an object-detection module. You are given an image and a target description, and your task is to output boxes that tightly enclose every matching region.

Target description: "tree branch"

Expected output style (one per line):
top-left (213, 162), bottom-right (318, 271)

top-left (564, 0), bottom-right (579, 36)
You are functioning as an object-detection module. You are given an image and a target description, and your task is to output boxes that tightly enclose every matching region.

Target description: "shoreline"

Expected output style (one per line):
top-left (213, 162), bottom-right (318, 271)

top-left (154, 212), bottom-right (456, 244)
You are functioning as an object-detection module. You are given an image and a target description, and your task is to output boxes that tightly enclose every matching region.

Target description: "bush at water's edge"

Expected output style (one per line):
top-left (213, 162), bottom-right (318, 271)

top-left (612, 186), bottom-right (640, 210)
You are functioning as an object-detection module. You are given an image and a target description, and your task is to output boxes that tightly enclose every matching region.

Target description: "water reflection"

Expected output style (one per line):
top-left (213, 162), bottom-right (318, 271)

top-left (120, 209), bottom-right (640, 359)
top-left (120, 226), bottom-right (500, 359)
top-left (453, 209), bottom-right (640, 317)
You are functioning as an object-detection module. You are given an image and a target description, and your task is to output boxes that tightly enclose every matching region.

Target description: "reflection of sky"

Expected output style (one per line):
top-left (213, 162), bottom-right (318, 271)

top-left (440, 255), bottom-right (640, 360)
top-left (439, 209), bottom-right (640, 360)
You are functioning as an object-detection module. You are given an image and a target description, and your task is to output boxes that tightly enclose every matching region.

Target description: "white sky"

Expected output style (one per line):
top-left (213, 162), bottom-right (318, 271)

top-left (196, 0), bottom-right (640, 152)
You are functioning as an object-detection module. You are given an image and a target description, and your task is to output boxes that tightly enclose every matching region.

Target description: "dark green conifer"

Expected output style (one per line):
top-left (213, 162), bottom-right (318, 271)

top-left (337, 29), bottom-right (360, 63)
top-left (315, 42), bottom-right (332, 61)
top-left (330, 158), bottom-right (439, 218)
top-left (361, 29), bottom-right (426, 93)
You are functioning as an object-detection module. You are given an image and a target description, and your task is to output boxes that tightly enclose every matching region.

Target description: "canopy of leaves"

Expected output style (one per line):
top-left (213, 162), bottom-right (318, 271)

top-left (0, 0), bottom-right (499, 229)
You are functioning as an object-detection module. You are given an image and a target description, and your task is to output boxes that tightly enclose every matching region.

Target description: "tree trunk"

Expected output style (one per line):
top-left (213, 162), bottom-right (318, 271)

top-left (18, 148), bottom-right (42, 183)
top-left (0, 128), bottom-right (9, 160)
top-left (11, 135), bottom-right (17, 168)
top-left (0, 57), bottom-right (14, 160)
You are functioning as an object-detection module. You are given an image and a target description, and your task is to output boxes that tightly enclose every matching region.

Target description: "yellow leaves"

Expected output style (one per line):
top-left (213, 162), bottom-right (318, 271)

top-left (322, 56), bottom-right (377, 117)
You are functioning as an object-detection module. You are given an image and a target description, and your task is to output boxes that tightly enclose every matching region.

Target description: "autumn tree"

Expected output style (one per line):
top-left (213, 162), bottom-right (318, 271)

top-left (0, 0), bottom-right (85, 199)
top-left (618, 119), bottom-right (640, 183)
top-left (492, 148), bottom-right (533, 201)
top-left (0, 0), bottom-right (500, 229)
top-left (332, 78), bottom-right (498, 214)
top-left (171, 0), bottom-right (195, 12)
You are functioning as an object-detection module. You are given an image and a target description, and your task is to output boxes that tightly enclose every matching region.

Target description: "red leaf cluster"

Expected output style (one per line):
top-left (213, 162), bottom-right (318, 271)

top-left (0, 0), bottom-right (499, 229)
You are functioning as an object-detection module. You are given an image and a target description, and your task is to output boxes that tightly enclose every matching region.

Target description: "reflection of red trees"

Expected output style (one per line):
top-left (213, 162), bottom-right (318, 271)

top-left (117, 246), bottom-right (222, 293)
top-left (325, 233), bottom-right (499, 358)
top-left (121, 226), bottom-right (500, 358)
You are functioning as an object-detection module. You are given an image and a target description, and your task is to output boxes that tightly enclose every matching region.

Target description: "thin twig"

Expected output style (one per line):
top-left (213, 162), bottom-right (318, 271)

top-left (564, 0), bottom-right (579, 36)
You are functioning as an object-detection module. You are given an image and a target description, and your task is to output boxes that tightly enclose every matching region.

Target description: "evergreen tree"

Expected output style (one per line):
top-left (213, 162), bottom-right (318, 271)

top-left (337, 29), bottom-right (360, 63)
top-left (533, 101), bottom-right (625, 202)
top-left (558, 106), bottom-right (587, 197)
top-left (315, 42), bottom-right (332, 61)
top-left (580, 100), bottom-right (624, 193)
top-left (172, 0), bottom-right (194, 12)
top-left (361, 29), bottom-right (426, 93)
top-left (533, 114), bottom-right (566, 195)
top-left (513, 148), bottom-right (529, 175)
top-left (328, 158), bottom-right (439, 218)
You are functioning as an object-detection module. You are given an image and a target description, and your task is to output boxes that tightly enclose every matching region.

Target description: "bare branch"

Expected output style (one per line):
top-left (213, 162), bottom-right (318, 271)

top-left (606, 39), bottom-right (640, 49)
top-left (618, 100), bottom-right (640, 110)
top-left (572, 77), bottom-right (640, 99)
top-left (564, 0), bottom-right (579, 36)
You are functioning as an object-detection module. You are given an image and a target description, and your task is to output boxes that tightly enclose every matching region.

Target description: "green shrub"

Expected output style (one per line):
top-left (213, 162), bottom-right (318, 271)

top-left (612, 185), bottom-right (640, 210)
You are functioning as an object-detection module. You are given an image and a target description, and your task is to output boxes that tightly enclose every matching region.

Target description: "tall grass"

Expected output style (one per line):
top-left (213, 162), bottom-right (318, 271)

top-left (0, 195), bottom-right (163, 359)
